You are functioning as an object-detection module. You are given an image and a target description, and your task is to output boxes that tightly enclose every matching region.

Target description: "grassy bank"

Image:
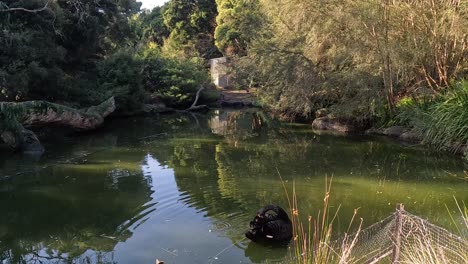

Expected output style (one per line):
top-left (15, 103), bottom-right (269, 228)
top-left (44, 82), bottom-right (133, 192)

top-left (396, 80), bottom-right (468, 160)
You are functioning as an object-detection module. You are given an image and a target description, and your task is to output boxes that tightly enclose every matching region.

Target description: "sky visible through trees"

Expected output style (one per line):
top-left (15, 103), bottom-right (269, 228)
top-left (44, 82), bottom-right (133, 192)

top-left (140, 0), bottom-right (168, 9)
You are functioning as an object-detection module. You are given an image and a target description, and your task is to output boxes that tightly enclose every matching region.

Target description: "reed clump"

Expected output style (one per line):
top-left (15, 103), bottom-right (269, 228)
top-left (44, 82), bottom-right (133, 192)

top-left (397, 80), bottom-right (468, 159)
top-left (280, 176), bottom-right (362, 264)
top-left (280, 176), bottom-right (467, 264)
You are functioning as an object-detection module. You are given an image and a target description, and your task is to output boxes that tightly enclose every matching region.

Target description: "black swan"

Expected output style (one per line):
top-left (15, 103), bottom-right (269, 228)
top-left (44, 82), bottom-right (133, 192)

top-left (245, 205), bottom-right (293, 243)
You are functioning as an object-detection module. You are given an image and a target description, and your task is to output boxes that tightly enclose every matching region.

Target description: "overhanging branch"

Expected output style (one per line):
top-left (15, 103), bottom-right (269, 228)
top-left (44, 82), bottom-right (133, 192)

top-left (0, 0), bottom-right (51, 13)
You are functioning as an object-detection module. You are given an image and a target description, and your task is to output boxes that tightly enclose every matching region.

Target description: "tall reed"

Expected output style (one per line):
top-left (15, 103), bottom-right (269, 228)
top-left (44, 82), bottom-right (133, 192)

top-left (278, 173), bottom-right (362, 264)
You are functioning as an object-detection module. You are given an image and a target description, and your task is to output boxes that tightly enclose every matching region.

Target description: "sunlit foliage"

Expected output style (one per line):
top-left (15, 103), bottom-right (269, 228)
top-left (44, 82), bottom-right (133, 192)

top-left (237, 0), bottom-right (467, 121)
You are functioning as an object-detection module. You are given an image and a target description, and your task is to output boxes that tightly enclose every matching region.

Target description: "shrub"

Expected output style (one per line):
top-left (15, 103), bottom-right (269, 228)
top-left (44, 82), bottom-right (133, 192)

top-left (97, 51), bottom-right (145, 113)
top-left (142, 50), bottom-right (210, 108)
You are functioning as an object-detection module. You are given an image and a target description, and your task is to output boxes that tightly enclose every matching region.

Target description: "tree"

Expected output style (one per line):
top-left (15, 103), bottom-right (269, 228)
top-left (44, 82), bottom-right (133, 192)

top-left (163, 0), bottom-right (220, 59)
top-left (214, 0), bottom-right (264, 56)
top-left (0, 0), bottom-right (142, 103)
top-left (136, 6), bottom-right (170, 47)
top-left (234, 0), bottom-right (467, 121)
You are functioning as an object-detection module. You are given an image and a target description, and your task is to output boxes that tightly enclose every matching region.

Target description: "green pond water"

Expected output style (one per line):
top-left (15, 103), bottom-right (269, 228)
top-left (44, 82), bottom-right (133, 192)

top-left (0, 109), bottom-right (466, 263)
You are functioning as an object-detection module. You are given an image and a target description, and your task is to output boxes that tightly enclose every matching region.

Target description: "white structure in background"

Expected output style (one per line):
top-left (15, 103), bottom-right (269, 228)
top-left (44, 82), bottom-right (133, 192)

top-left (209, 57), bottom-right (231, 88)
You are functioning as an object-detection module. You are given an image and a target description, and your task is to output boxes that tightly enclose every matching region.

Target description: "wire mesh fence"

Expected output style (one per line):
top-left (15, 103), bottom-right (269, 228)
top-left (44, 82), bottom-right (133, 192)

top-left (346, 204), bottom-right (468, 264)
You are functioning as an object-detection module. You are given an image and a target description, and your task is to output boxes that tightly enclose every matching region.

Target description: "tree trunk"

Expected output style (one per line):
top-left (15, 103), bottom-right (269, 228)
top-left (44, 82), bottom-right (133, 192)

top-left (0, 97), bottom-right (115, 153)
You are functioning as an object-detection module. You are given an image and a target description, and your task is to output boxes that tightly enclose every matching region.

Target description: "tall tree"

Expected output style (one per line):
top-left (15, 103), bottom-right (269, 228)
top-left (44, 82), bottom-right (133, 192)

top-left (136, 6), bottom-right (170, 47)
top-left (236, 0), bottom-right (467, 120)
top-left (0, 0), bottom-right (142, 103)
top-left (214, 0), bottom-right (264, 56)
top-left (163, 0), bottom-right (220, 59)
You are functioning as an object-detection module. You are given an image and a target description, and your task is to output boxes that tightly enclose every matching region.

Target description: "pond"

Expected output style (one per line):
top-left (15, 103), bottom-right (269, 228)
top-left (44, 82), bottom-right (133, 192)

top-left (0, 109), bottom-right (466, 263)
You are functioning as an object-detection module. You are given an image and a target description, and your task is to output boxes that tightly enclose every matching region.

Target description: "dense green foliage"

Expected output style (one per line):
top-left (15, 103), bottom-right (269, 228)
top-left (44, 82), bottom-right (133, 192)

top-left (162, 0), bottom-right (221, 59)
top-left (0, 0), bottom-right (216, 113)
top-left (233, 0), bottom-right (467, 122)
top-left (134, 6), bottom-right (170, 47)
top-left (142, 50), bottom-right (210, 107)
top-left (97, 51), bottom-right (145, 112)
top-left (94, 48), bottom-right (211, 110)
top-left (214, 0), bottom-right (264, 56)
top-left (398, 81), bottom-right (468, 158)
top-left (0, 0), bottom-right (141, 103)
top-left (1, 0), bottom-right (467, 157)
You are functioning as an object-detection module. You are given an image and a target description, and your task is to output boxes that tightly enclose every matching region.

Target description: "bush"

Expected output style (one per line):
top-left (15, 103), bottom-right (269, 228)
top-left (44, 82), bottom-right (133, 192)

top-left (96, 49), bottom-right (210, 111)
top-left (142, 50), bottom-right (210, 108)
top-left (237, 0), bottom-right (467, 123)
top-left (97, 51), bottom-right (145, 113)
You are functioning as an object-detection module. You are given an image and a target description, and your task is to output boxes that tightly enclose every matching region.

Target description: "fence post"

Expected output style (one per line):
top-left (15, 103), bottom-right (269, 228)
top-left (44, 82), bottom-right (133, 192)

top-left (392, 203), bottom-right (404, 264)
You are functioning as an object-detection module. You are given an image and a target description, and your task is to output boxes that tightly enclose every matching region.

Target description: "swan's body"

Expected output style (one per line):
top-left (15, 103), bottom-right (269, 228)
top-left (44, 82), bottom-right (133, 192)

top-left (245, 205), bottom-right (292, 243)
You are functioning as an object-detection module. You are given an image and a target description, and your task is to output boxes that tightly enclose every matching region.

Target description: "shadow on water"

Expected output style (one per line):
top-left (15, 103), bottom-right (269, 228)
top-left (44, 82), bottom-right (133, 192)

top-left (0, 109), bottom-right (466, 263)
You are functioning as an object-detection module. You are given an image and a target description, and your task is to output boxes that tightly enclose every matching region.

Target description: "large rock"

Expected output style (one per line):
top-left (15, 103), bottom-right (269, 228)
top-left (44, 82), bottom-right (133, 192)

top-left (0, 97), bottom-right (115, 153)
top-left (314, 108), bottom-right (330, 118)
top-left (400, 129), bottom-right (422, 142)
top-left (365, 127), bottom-right (385, 135)
top-left (312, 117), bottom-right (356, 133)
top-left (366, 126), bottom-right (422, 143)
top-left (20, 97), bottom-right (115, 130)
top-left (1, 126), bottom-right (44, 153)
top-left (382, 126), bottom-right (408, 137)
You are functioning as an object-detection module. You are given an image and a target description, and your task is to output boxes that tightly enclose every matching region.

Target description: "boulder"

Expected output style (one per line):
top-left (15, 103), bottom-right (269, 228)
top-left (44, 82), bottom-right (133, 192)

top-left (312, 117), bottom-right (356, 133)
top-left (399, 129), bottom-right (422, 142)
top-left (382, 126), bottom-right (408, 137)
top-left (365, 127), bottom-right (385, 135)
top-left (315, 108), bottom-right (329, 118)
top-left (0, 97), bottom-right (115, 153)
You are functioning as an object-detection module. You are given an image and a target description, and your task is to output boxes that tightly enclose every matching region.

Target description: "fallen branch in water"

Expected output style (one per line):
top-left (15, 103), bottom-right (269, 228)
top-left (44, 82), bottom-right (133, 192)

top-left (185, 86), bottom-right (208, 111)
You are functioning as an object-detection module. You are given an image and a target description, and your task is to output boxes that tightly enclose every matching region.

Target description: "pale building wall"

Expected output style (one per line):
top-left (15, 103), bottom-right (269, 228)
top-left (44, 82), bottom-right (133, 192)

top-left (209, 57), bottom-right (231, 88)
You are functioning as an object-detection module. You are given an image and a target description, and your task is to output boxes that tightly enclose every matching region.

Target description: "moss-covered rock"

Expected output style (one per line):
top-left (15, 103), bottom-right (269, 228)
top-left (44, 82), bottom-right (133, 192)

top-left (0, 97), bottom-right (115, 153)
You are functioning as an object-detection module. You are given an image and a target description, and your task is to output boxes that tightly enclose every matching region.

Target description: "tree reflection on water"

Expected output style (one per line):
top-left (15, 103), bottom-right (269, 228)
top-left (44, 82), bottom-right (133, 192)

top-left (0, 150), bottom-right (153, 263)
top-left (0, 109), bottom-right (466, 263)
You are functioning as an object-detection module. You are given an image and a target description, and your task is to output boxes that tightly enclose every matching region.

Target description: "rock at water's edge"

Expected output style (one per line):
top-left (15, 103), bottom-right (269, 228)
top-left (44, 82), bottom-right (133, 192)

top-left (312, 117), bottom-right (356, 133)
top-left (400, 129), bottom-right (422, 142)
top-left (382, 126), bottom-right (408, 137)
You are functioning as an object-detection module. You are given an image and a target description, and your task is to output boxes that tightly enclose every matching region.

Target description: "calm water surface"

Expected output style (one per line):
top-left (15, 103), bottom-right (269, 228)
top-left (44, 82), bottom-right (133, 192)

top-left (0, 109), bottom-right (466, 263)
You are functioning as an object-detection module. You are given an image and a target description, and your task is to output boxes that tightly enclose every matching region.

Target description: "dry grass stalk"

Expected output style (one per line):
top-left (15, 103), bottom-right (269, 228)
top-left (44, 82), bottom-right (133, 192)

top-left (277, 171), bottom-right (362, 264)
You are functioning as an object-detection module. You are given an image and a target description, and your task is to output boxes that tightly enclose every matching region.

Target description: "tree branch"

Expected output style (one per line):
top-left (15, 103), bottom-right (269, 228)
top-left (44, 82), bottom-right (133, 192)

top-left (185, 86), bottom-right (208, 111)
top-left (0, 0), bottom-right (51, 13)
